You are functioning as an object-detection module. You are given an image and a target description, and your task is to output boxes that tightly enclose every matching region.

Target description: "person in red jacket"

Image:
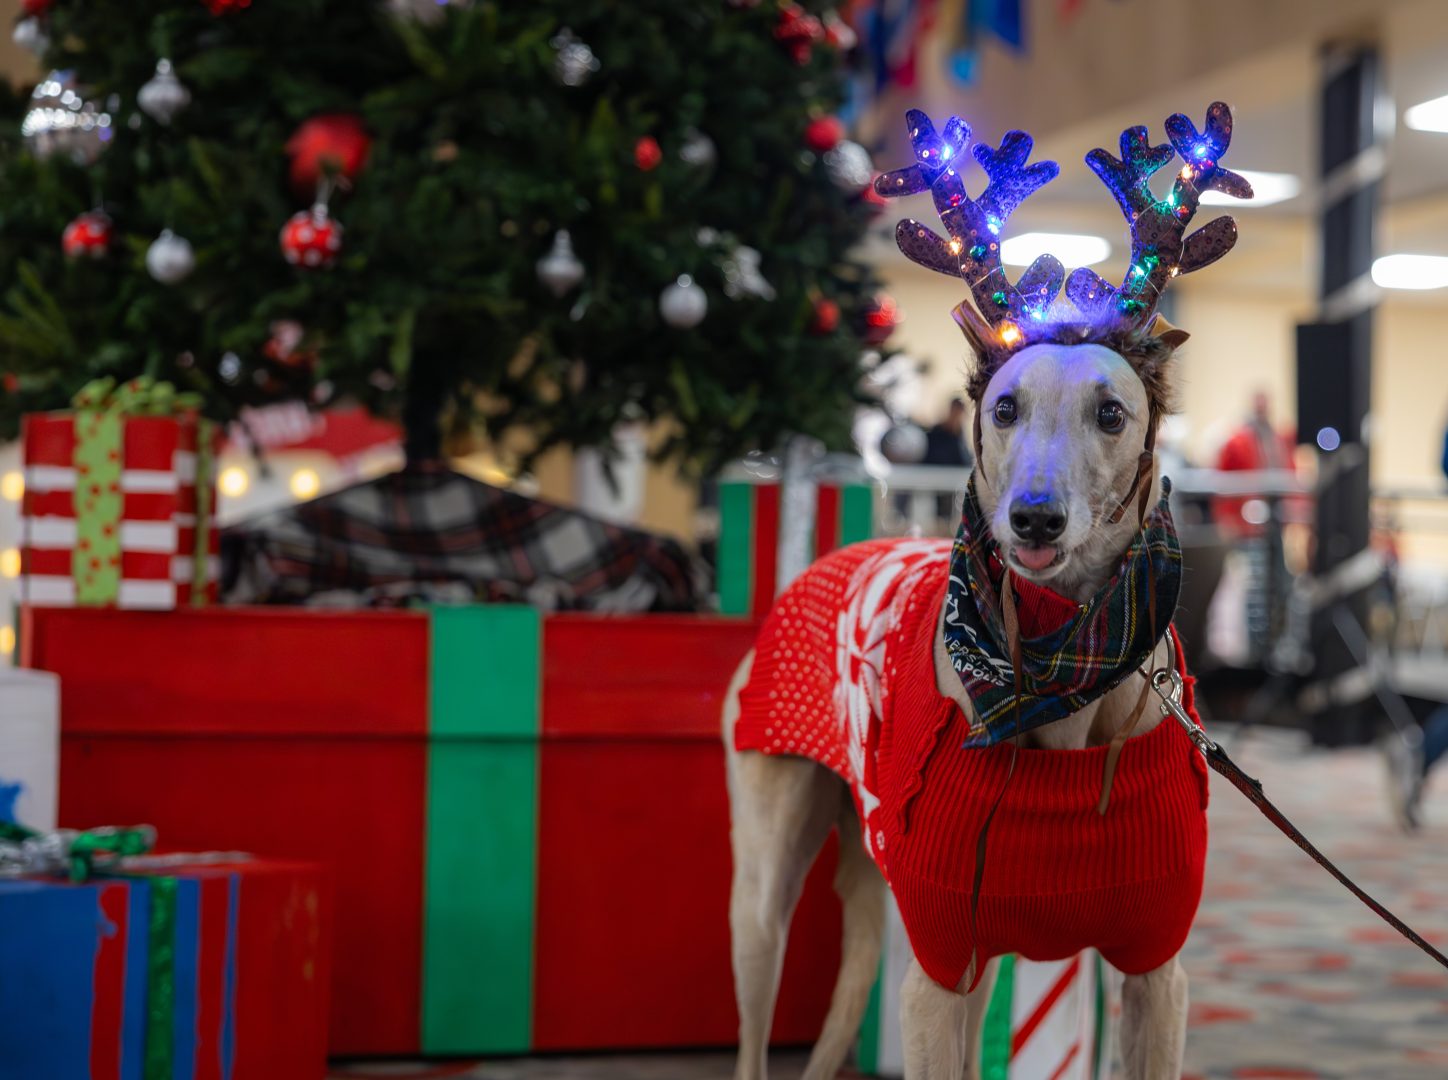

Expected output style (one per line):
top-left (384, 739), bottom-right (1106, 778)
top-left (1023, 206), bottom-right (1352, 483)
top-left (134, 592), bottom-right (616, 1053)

top-left (1212, 389), bottom-right (1298, 538)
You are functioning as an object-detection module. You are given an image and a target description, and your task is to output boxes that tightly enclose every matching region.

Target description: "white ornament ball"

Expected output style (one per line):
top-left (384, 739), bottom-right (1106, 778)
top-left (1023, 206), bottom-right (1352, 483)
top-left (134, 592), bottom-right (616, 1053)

top-left (137, 59), bottom-right (191, 126)
top-left (659, 274), bottom-right (708, 329)
top-left (824, 140), bottom-right (874, 193)
top-left (880, 421), bottom-right (928, 464)
top-left (680, 128), bottom-right (717, 168)
top-left (146, 229), bottom-right (195, 284)
top-left (12, 17), bottom-right (48, 55)
top-left (537, 230), bottom-right (585, 297)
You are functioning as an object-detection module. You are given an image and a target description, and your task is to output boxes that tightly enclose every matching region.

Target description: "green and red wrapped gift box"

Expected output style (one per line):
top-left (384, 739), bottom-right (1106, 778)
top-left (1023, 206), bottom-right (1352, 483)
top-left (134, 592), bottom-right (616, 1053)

top-left (718, 477), bottom-right (873, 616)
top-left (0, 857), bottom-right (329, 1079)
top-left (21, 379), bottom-right (220, 610)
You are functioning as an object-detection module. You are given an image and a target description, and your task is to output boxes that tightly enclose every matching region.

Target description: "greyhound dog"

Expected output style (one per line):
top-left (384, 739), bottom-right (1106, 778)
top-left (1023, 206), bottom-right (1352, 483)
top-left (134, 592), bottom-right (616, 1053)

top-left (724, 103), bottom-right (1250, 1079)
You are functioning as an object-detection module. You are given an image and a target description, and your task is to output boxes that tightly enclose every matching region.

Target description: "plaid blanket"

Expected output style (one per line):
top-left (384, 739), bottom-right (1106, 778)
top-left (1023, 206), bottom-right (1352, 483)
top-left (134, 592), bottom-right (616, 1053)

top-left (221, 464), bottom-right (704, 611)
top-left (943, 476), bottom-right (1183, 745)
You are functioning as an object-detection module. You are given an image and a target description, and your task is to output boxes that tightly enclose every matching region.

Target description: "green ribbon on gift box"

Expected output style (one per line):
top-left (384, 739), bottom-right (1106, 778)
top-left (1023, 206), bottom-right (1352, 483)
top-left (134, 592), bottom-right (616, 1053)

top-left (69, 377), bottom-right (216, 607)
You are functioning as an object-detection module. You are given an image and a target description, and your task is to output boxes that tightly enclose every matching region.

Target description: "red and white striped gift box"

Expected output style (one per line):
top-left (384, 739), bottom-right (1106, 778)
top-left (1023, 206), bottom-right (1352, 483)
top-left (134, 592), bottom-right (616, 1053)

top-left (20, 412), bottom-right (220, 609)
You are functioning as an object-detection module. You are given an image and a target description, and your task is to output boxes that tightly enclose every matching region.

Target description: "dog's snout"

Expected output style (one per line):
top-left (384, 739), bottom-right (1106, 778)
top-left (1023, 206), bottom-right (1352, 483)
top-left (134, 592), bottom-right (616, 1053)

top-left (1009, 496), bottom-right (1067, 543)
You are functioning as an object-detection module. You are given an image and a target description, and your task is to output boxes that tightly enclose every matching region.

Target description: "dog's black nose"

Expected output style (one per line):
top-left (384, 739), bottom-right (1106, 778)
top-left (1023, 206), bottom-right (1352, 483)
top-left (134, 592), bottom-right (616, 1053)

top-left (1009, 496), bottom-right (1067, 543)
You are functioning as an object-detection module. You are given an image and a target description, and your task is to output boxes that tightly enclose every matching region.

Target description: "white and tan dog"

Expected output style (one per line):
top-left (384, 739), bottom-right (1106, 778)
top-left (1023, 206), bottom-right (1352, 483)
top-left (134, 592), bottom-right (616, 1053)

top-left (724, 101), bottom-right (1249, 1079)
top-left (723, 338), bottom-right (1189, 1080)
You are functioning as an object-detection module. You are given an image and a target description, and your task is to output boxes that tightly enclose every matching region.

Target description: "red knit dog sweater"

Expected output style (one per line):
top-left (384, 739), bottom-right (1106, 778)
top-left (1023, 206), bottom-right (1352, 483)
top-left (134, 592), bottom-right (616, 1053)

top-left (734, 538), bottom-right (1209, 991)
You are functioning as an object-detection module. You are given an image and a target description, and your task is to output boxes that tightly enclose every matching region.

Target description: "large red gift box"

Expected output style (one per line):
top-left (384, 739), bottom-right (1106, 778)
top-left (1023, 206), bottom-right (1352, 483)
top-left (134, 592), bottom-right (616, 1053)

top-left (22, 396), bottom-right (220, 609)
top-left (0, 857), bottom-right (330, 1079)
top-left (24, 605), bottom-right (841, 1056)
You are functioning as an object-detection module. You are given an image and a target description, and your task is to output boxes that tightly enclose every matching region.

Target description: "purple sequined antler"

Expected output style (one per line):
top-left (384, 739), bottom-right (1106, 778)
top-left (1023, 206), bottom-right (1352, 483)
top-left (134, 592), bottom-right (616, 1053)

top-left (874, 110), bottom-right (1060, 344)
top-left (1066, 101), bottom-right (1253, 328)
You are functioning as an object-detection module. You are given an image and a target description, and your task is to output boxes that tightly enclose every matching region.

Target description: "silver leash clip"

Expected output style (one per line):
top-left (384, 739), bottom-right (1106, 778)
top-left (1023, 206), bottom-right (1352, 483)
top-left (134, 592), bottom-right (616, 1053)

top-left (1147, 667), bottom-right (1218, 754)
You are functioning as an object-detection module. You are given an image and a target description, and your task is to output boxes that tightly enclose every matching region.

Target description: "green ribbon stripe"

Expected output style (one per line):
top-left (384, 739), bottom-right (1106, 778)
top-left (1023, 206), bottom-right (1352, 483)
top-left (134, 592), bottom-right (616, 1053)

top-left (67, 377), bottom-right (214, 607)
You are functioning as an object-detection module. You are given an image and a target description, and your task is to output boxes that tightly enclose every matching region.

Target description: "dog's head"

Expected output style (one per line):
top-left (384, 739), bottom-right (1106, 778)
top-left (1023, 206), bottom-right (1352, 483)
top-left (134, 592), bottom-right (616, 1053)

top-left (971, 325), bottom-right (1185, 597)
top-left (871, 103), bottom-right (1248, 597)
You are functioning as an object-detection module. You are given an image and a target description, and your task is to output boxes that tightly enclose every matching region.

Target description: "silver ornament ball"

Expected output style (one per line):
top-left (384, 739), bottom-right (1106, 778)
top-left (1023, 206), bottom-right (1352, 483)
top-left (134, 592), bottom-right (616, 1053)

top-left (824, 140), bottom-right (873, 193)
top-left (22, 71), bottom-right (111, 165)
top-left (880, 421), bottom-right (928, 464)
top-left (537, 230), bottom-right (585, 297)
top-left (137, 59), bottom-right (191, 126)
top-left (12, 17), bottom-right (48, 56)
top-left (551, 28), bottom-right (600, 87)
top-left (146, 229), bottom-right (195, 285)
top-left (659, 275), bottom-right (708, 329)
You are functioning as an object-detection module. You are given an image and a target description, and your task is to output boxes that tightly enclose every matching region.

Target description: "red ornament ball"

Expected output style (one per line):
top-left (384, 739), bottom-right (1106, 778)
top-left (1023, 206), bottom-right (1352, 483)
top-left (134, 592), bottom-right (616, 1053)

top-left (775, 2), bottom-right (824, 64)
top-left (287, 114), bottom-right (371, 193)
top-left (809, 297), bottom-right (840, 335)
top-left (279, 207), bottom-right (343, 269)
top-left (862, 294), bottom-right (900, 346)
top-left (804, 116), bottom-right (845, 154)
top-left (21, 0), bottom-right (53, 15)
top-left (634, 136), bottom-right (663, 172)
top-left (61, 211), bottom-right (112, 259)
top-left (203, 0), bottom-right (251, 13)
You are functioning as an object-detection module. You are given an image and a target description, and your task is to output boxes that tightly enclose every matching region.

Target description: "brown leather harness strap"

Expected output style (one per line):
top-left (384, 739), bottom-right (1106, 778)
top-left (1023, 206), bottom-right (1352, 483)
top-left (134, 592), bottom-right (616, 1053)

top-left (1096, 673), bottom-right (1154, 815)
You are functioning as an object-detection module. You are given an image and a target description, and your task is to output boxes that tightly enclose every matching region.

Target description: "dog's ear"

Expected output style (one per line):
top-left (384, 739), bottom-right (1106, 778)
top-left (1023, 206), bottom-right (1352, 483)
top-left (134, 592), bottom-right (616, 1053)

top-left (1146, 313), bottom-right (1190, 351)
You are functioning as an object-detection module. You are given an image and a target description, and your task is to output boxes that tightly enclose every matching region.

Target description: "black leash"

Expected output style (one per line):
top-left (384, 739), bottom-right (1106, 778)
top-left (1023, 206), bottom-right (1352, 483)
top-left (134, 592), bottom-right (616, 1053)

top-left (1145, 667), bottom-right (1448, 971)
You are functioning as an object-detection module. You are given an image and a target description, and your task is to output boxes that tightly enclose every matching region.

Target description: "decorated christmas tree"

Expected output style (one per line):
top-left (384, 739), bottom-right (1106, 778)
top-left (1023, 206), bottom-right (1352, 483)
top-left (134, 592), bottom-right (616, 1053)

top-left (0, 0), bottom-right (888, 473)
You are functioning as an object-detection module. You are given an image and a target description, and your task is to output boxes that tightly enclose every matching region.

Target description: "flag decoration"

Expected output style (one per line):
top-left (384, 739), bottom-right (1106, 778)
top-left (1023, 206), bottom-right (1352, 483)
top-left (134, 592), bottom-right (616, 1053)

top-left (22, 601), bottom-right (843, 1055)
top-left (718, 477), bottom-right (874, 617)
top-left (948, 0), bottom-right (1027, 85)
top-left (0, 857), bottom-right (330, 1080)
top-left (20, 379), bottom-right (220, 609)
top-left (858, 897), bottom-right (1118, 1078)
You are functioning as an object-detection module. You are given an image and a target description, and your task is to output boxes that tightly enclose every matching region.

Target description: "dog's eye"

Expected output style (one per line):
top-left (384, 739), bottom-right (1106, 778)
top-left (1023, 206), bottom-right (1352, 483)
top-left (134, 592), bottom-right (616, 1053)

top-left (1097, 401), bottom-right (1126, 433)
top-left (993, 396), bottom-right (1018, 427)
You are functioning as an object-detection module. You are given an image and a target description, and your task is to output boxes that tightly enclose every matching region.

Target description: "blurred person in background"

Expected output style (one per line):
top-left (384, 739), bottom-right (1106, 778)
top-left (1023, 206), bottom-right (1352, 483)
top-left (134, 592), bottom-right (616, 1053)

top-left (922, 397), bottom-right (973, 523)
top-left (1212, 388), bottom-right (1297, 537)
top-left (1387, 701), bottom-right (1448, 832)
top-left (1384, 412), bottom-right (1448, 829)
top-left (923, 397), bottom-right (971, 470)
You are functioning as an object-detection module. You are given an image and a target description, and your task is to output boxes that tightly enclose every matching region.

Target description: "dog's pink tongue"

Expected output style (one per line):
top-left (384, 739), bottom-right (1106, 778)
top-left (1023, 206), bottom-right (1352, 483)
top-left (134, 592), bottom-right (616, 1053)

top-left (1014, 545), bottom-right (1057, 571)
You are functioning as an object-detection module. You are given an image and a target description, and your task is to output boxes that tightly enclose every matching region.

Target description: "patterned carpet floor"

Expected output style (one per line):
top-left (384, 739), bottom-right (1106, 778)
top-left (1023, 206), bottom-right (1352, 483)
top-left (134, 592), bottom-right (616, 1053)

top-left (331, 728), bottom-right (1448, 1079)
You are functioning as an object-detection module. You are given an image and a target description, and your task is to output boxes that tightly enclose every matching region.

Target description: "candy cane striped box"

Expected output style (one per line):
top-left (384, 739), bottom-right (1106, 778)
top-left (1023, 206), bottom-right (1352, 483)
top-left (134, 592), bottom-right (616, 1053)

top-left (20, 412), bottom-right (220, 609)
top-left (859, 896), bottom-right (1119, 1078)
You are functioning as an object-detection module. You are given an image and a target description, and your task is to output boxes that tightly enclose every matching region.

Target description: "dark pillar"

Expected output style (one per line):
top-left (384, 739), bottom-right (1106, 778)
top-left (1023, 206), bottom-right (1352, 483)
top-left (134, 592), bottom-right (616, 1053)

top-left (1294, 42), bottom-right (1386, 745)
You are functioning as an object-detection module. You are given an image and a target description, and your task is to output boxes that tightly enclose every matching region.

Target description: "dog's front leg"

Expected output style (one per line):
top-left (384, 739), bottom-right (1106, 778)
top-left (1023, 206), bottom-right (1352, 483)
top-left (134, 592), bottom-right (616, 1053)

top-left (900, 955), bottom-right (997, 1080)
top-left (1120, 955), bottom-right (1188, 1080)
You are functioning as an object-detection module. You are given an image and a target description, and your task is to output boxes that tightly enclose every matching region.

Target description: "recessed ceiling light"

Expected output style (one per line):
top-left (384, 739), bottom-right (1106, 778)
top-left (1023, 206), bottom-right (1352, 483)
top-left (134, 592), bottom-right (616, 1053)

top-left (1371, 253), bottom-right (1448, 290)
top-left (1200, 169), bottom-right (1300, 207)
top-left (1405, 93), bottom-right (1448, 133)
top-left (1000, 232), bottom-right (1110, 267)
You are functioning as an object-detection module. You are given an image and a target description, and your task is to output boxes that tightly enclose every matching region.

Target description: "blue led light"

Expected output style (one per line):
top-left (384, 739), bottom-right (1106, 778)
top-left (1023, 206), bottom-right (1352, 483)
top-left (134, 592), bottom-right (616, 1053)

top-left (1316, 426), bottom-right (1342, 452)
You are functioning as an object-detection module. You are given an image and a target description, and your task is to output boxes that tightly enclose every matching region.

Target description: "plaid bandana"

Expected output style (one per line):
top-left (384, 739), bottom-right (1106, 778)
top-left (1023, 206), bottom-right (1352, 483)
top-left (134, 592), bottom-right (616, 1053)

top-left (943, 475), bottom-right (1182, 746)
